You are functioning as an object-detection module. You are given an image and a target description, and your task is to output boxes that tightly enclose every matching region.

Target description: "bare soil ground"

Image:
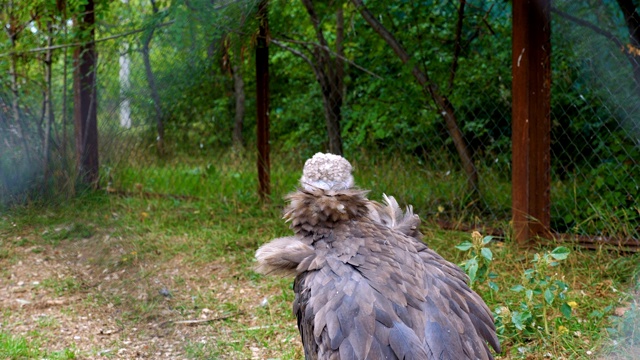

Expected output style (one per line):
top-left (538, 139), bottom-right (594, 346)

top-left (0, 232), bottom-right (302, 359)
top-left (1, 220), bottom-right (638, 359)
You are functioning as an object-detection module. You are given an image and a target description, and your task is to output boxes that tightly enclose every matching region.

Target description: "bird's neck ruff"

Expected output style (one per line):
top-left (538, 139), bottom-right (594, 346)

top-left (284, 187), bottom-right (370, 235)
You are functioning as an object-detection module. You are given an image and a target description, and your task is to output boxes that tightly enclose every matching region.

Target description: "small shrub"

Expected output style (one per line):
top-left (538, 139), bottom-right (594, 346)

top-left (456, 230), bottom-right (498, 292)
top-left (494, 246), bottom-right (573, 340)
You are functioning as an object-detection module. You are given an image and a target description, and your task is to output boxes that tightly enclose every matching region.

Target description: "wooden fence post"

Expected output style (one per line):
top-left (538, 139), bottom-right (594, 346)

top-left (512, 0), bottom-right (552, 245)
top-left (73, 0), bottom-right (99, 188)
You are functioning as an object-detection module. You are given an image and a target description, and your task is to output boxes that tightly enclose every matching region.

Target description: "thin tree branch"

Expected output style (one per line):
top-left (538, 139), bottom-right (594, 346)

top-left (300, 0), bottom-right (333, 92)
top-left (271, 39), bottom-right (315, 69)
top-left (552, 6), bottom-right (640, 77)
top-left (551, 7), bottom-right (624, 49)
top-left (616, 0), bottom-right (640, 48)
top-left (0, 21), bottom-right (175, 58)
top-left (3, 12), bottom-right (38, 41)
top-left (463, 3), bottom-right (495, 51)
top-left (335, 6), bottom-right (345, 91)
top-left (276, 34), bottom-right (314, 53)
top-left (271, 39), bottom-right (324, 85)
top-left (273, 37), bottom-right (382, 79)
top-left (350, 0), bottom-right (479, 193)
top-left (448, 0), bottom-right (466, 93)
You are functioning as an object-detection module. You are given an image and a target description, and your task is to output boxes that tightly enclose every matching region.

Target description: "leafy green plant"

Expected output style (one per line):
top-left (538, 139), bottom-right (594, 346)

top-left (495, 246), bottom-right (573, 339)
top-left (456, 231), bottom-right (498, 292)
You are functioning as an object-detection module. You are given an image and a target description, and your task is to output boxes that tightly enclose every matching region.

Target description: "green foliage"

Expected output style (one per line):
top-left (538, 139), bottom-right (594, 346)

top-left (42, 223), bottom-right (93, 244)
top-left (453, 234), bottom-right (629, 357)
top-left (40, 276), bottom-right (84, 296)
top-left (456, 231), bottom-right (498, 290)
top-left (0, 332), bottom-right (36, 359)
top-left (1, 152), bottom-right (639, 358)
top-left (0, 331), bottom-right (76, 360)
top-left (0, 0), bottom-right (638, 240)
top-left (494, 247), bottom-right (574, 341)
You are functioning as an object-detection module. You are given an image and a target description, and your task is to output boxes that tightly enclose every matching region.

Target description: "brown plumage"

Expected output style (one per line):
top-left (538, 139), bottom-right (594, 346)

top-left (255, 153), bottom-right (500, 359)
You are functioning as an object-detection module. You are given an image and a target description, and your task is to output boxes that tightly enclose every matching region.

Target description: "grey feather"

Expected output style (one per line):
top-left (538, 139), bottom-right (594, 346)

top-left (255, 153), bottom-right (500, 359)
top-left (255, 236), bottom-right (314, 276)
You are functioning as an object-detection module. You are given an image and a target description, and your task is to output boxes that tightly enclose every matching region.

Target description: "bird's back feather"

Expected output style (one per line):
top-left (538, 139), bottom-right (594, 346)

top-left (256, 154), bottom-right (500, 358)
top-left (281, 188), bottom-right (499, 359)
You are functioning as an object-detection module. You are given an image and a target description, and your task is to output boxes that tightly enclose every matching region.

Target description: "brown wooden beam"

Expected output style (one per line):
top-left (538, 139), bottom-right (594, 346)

top-left (512, 0), bottom-right (552, 245)
top-left (256, 0), bottom-right (270, 200)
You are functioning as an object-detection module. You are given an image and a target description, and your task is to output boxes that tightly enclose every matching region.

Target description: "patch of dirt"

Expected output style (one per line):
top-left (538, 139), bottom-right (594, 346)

top-left (0, 233), bottom-right (301, 359)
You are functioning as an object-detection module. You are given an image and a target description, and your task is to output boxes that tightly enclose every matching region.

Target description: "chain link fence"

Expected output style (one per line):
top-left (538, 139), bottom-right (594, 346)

top-left (0, 0), bottom-right (638, 241)
top-left (550, 0), bottom-right (640, 240)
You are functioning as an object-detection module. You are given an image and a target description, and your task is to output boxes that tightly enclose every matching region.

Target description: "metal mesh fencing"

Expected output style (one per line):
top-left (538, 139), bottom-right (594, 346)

top-left (0, 0), bottom-right (262, 204)
top-left (550, 0), bottom-right (640, 239)
top-left (0, 0), bottom-right (638, 241)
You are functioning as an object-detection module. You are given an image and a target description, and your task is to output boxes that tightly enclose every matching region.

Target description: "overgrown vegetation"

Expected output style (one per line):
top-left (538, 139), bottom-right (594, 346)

top-left (1, 0), bottom-right (638, 239)
top-left (1, 153), bottom-right (639, 359)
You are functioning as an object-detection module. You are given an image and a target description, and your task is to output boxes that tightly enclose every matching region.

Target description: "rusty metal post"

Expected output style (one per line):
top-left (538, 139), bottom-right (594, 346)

top-left (512, 0), bottom-right (552, 245)
top-left (256, 0), bottom-right (270, 200)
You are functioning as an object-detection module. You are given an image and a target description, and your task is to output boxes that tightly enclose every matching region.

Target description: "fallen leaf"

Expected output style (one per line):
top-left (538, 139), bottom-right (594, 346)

top-left (614, 307), bottom-right (630, 317)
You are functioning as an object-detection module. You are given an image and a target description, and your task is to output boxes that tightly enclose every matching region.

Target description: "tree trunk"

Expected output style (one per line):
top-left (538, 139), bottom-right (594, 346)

top-left (62, 23), bottom-right (70, 180)
top-left (119, 1), bottom-right (132, 129)
top-left (43, 21), bottom-right (55, 186)
top-left (351, 0), bottom-right (479, 194)
top-left (119, 44), bottom-right (131, 129)
top-left (256, 0), bottom-right (270, 200)
top-left (321, 83), bottom-right (343, 155)
top-left (329, 6), bottom-right (345, 155)
top-left (142, 0), bottom-right (164, 154)
top-left (5, 9), bottom-right (31, 161)
top-left (301, 0), bottom-right (344, 155)
top-left (273, 3), bottom-right (345, 155)
top-left (9, 42), bottom-right (30, 158)
top-left (616, 0), bottom-right (640, 95)
top-left (232, 63), bottom-right (245, 148)
top-left (73, 0), bottom-right (99, 187)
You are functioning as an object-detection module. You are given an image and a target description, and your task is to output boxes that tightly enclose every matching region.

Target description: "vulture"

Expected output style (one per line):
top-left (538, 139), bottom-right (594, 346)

top-left (256, 153), bottom-right (500, 360)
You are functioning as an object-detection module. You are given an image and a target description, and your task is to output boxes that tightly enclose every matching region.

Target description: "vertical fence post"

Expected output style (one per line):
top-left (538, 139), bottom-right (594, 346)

top-left (73, 0), bottom-right (99, 188)
top-left (512, 0), bottom-right (552, 245)
top-left (256, 0), bottom-right (270, 200)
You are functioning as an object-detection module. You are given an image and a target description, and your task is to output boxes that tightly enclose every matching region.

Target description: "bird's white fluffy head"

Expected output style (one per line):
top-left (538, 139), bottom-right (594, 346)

top-left (300, 153), bottom-right (354, 191)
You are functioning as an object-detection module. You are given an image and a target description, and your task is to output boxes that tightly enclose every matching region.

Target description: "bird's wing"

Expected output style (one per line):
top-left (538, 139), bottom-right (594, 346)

top-left (286, 197), bottom-right (499, 359)
top-left (413, 241), bottom-right (501, 358)
top-left (294, 255), bottom-right (431, 360)
top-left (255, 236), bottom-right (314, 276)
top-left (368, 194), bottom-right (423, 240)
top-left (356, 222), bottom-right (500, 359)
top-left (293, 272), bottom-right (318, 359)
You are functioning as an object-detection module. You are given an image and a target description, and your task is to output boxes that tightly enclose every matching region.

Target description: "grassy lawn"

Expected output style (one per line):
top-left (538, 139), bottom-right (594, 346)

top-left (0, 151), bottom-right (638, 359)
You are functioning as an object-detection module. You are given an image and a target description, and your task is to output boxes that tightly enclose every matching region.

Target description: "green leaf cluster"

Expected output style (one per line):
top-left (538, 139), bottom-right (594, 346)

top-left (494, 246), bottom-right (575, 340)
top-left (456, 231), bottom-right (498, 291)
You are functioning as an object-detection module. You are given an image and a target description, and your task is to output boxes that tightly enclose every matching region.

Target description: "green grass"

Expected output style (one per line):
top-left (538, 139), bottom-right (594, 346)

top-left (0, 149), bottom-right (638, 359)
top-left (39, 276), bottom-right (85, 297)
top-left (0, 332), bottom-right (77, 359)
